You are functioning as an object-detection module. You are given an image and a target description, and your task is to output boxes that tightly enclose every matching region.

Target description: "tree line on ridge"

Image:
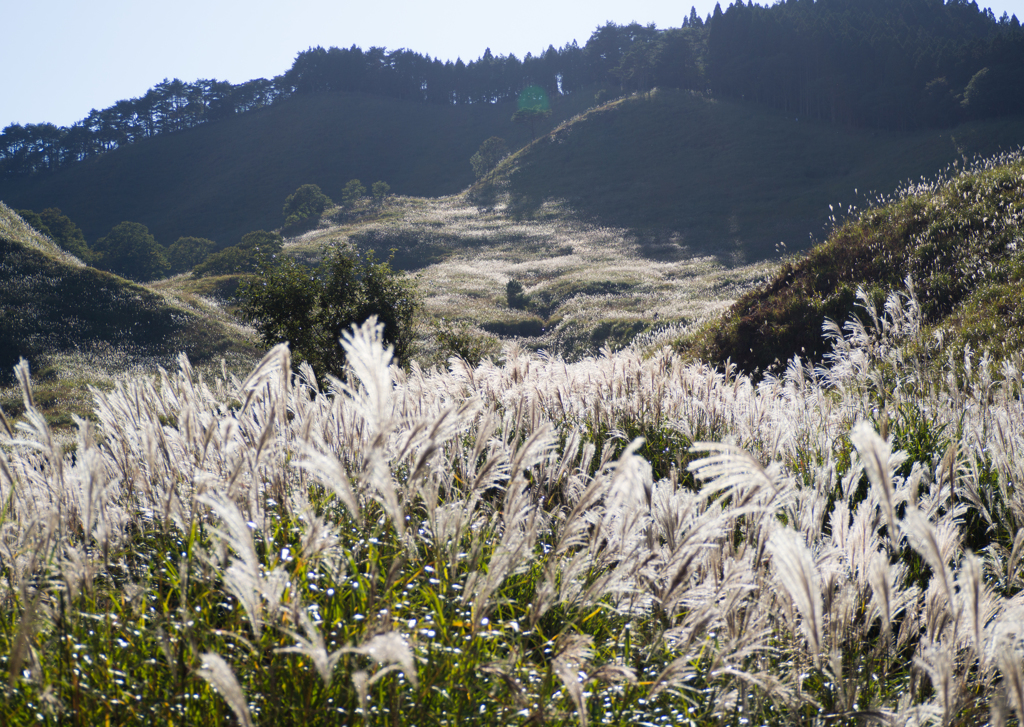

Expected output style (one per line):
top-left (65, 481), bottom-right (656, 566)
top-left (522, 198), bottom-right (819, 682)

top-left (1, 0), bottom-right (1022, 179)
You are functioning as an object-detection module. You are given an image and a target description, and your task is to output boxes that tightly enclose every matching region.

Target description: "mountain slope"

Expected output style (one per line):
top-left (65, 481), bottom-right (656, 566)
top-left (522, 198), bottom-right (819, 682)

top-left (685, 149), bottom-right (1024, 374)
top-left (0, 92), bottom-right (581, 248)
top-left (0, 202), bottom-right (257, 379)
top-left (498, 89), bottom-right (1024, 261)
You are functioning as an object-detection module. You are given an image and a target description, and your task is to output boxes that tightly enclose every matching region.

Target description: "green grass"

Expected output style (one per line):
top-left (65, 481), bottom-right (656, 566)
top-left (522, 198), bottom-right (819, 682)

top-left (686, 148), bottom-right (1024, 374)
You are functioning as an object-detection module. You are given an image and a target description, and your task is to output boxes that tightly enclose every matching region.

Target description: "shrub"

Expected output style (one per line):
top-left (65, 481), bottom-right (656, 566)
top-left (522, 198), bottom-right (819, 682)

top-left (341, 179), bottom-right (367, 209)
top-left (371, 181), bottom-right (391, 207)
top-left (237, 244), bottom-right (418, 376)
top-left (506, 279), bottom-right (528, 310)
top-left (192, 231), bottom-right (283, 278)
top-left (283, 184), bottom-right (333, 226)
top-left (168, 236), bottom-right (216, 274)
top-left (93, 221), bottom-right (170, 281)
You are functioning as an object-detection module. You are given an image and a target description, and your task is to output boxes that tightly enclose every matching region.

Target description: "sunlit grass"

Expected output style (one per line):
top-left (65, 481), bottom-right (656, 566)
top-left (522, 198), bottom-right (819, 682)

top-left (287, 194), bottom-right (775, 364)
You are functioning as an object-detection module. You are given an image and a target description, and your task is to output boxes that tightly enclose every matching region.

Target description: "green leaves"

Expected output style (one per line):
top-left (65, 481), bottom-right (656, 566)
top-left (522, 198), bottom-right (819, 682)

top-left (238, 244), bottom-right (418, 378)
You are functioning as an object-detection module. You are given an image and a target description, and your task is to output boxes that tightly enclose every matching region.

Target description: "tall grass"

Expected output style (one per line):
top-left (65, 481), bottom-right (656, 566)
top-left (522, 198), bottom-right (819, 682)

top-left (2, 282), bottom-right (1024, 725)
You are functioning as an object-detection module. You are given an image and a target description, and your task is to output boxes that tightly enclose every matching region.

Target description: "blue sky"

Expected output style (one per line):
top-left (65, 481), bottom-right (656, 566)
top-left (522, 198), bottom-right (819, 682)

top-left (1, 0), bottom-right (1020, 130)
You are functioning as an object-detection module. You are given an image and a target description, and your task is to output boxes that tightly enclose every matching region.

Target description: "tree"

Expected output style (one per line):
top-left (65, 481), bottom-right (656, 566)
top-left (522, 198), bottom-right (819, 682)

top-left (168, 236), bottom-right (216, 274)
top-left (512, 85), bottom-right (552, 138)
top-left (283, 183), bottom-right (333, 226)
top-left (470, 137), bottom-right (509, 178)
top-left (192, 230), bottom-right (282, 277)
top-left (341, 179), bottom-right (367, 208)
top-left (18, 207), bottom-right (95, 262)
top-left (39, 208), bottom-right (95, 262)
top-left (93, 221), bottom-right (169, 281)
top-left (238, 244), bottom-right (419, 377)
top-left (238, 230), bottom-right (283, 254)
top-left (506, 279), bottom-right (528, 309)
top-left (371, 181), bottom-right (391, 207)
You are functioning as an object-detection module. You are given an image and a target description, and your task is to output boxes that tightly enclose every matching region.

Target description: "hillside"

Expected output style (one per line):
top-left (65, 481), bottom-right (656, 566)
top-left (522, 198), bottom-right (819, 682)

top-left (0, 202), bottom-right (258, 386)
top-left (687, 148), bottom-right (1024, 374)
top-left (0, 92), bottom-right (582, 248)
top-left (497, 89), bottom-right (1024, 261)
top-left (6, 88), bottom-right (1024, 265)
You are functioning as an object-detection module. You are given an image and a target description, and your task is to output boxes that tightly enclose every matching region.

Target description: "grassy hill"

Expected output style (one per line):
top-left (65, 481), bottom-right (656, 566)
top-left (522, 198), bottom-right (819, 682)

top-left (6, 88), bottom-right (1024, 265)
top-left (0, 202), bottom-right (259, 424)
top-left (0, 92), bottom-right (584, 249)
top-left (684, 149), bottom-right (1024, 374)
top-left (497, 89), bottom-right (1024, 262)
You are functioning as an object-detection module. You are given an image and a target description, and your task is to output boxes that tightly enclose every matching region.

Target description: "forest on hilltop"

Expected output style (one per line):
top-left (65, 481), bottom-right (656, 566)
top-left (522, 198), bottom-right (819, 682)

top-left (2, 0), bottom-right (1022, 180)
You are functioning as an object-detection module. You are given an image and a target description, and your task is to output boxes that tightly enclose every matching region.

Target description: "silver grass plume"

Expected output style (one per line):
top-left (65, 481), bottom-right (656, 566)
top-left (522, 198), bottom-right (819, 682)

top-left (197, 652), bottom-right (254, 727)
top-left (767, 528), bottom-right (824, 667)
top-left (276, 610), bottom-right (344, 685)
top-left (850, 421), bottom-right (906, 538)
top-left (294, 438), bottom-right (361, 526)
top-left (342, 631), bottom-right (419, 688)
top-left (338, 316), bottom-right (395, 437)
top-left (997, 640), bottom-right (1024, 726)
top-left (552, 634), bottom-right (594, 727)
top-left (913, 642), bottom-right (956, 725)
top-left (901, 509), bottom-right (956, 614)
top-left (956, 551), bottom-right (991, 665)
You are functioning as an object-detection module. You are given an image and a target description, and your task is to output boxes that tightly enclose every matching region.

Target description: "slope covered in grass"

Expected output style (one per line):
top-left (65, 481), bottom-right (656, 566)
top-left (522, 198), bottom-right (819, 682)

top-left (0, 92), bottom-right (581, 248)
top-left (4, 309), bottom-right (1024, 725)
top-left (498, 89), bottom-right (1024, 261)
top-left (281, 194), bottom-right (775, 364)
top-left (0, 203), bottom-right (257, 386)
top-left (689, 149), bottom-right (1024, 374)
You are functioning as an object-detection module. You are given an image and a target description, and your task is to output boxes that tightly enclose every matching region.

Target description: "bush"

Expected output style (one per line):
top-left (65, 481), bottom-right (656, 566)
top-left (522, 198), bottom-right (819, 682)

top-left (283, 184), bottom-right (333, 226)
top-left (432, 318), bottom-right (499, 367)
top-left (238, 244), bottom-right (419, 377)
top-left (470, 137), bottom-right (509, 179)
top-left (168, 236), bottom-right (216, 274)
top-left (506, 279), bottom-right (529, 309)
top-left (93, 221), bottom-right (169, 281)
top-left (371, 181), bottom-right (391, 207)
top-left (18, 207), bottom-right (96, 263)
top-left (341, 179), bottom-right (367, 209)
top-left (192, 231), bottom-right (283, 278)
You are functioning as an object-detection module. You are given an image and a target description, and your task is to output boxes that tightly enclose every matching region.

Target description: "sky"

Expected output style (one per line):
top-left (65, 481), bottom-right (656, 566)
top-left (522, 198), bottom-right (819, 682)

top-left (2, 0), bottom-right (1021, 131)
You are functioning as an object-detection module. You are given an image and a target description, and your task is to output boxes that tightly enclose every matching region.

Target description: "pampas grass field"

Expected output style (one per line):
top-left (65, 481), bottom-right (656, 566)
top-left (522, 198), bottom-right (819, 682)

top-left (3, 270), bottom-right (1024, 724)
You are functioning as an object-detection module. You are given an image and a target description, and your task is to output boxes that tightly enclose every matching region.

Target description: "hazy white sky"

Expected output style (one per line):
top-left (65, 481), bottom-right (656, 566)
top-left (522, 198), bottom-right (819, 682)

top-left (2, 0), bottom-right (1020, 130)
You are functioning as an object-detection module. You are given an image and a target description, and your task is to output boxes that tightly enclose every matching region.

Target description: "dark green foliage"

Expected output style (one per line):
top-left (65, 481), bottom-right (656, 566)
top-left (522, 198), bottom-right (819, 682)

top-left (371, 180), bottom-right (390, 206)
top-left (17, 207), bottom-right (96, 262)
top-left (0, 236), bottom-right (212, 378)
top-left (192, 230), bottom-right (283, 278)
top-left (341, 179), bottom-right (367, 208)
top-left (503, 87), bottom-right (1024, 258)
top-left (282, 183), bottom-right (333, 225)
top-left (238, 229), bottom-right (283, 254)
top-left (432, 319), bottom-right (498, 366)
top-left (0, 91), bottom-right (567, 248)
top-left (167, 236), bottom-right (215, 274)
top-left (470, 137), bottom-right (509, 178)
top-left (506, 279), bottom-right (528, 310)
top-left (238, 244), bottom-right (418, 377)
top-left (511, 107), bottom-right (552, 139)
top-left (93, 221), bottom-right (170, 282)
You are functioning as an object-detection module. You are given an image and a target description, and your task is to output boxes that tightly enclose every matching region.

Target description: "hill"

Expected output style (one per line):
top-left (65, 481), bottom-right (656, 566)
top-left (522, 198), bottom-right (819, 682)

top-left (0, 92), bottom-right (582, 248)
top-left (0, 201), bottom-right (258, 391)
top-left (685, 148), bottom-right (1024, 374)
top-left (496, 89), bottom-right (1024, 261)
